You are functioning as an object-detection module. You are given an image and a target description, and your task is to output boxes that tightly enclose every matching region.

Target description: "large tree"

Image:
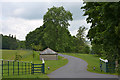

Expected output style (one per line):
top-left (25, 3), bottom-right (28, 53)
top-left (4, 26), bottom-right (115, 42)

top-left (81, 2), bottom-right (120, 61)
top-left (26, 6), bottom-right (73, 52)
top-left (43, 6), bottom-right (73, 52)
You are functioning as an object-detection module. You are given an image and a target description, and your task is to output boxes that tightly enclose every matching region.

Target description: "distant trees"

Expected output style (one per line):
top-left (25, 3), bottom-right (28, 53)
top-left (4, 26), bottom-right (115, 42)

top-left (1, 34), bottom-right (26, 50)
top-left (76, 26), bottom-right (90, 54)
top-left (1, 34), bottom-right (18, 49)
top-left (18, 41), bottom-right (26, 49)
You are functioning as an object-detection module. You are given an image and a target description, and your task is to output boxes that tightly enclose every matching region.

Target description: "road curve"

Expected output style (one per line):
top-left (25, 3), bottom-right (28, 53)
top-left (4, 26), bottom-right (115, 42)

top-left (47, 54), bottom-right (118, 78)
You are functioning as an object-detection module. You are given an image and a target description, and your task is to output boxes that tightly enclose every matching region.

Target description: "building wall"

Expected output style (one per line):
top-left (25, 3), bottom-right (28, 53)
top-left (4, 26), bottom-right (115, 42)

top-left (40, 55), bottom-right (58, 60)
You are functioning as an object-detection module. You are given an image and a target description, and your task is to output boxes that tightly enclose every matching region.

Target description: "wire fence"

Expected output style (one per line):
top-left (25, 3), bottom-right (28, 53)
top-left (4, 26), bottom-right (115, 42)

top-left (0, 59), bottom-right (45, 77)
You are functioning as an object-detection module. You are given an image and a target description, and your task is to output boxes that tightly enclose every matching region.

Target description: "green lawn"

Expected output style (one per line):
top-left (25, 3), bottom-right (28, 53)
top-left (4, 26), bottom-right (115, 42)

top-left (1, 50), bottom-right (33, 60)
top-left (1, 50), bottom-right (68, 78)
top-left (62, 53), bottom-right (118, 75)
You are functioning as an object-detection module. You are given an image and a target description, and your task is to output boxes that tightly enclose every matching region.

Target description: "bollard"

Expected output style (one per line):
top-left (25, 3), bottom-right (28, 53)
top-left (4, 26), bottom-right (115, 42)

top-left (48, 67), bottom-right (50, 70)
top-left (93, 66), bottom-right (95, 70)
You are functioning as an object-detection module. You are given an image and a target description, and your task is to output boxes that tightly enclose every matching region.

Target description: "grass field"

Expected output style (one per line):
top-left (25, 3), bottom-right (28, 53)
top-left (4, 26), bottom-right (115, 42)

top-left (2, 50), bottom-right (33, 60)
top-left (1, 50), bottom-right (68, 78)
top-left (62, 53), bottom-right (118, 75)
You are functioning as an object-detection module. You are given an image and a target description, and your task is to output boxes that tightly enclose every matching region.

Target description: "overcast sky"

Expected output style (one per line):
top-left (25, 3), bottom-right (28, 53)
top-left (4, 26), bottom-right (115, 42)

top-left (0, 0), bottom-right (91, 40)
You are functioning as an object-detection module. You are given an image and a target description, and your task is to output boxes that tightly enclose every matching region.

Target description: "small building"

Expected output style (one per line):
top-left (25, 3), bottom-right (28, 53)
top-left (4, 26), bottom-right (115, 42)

top-left (40, 48), bottom-right (58, 60)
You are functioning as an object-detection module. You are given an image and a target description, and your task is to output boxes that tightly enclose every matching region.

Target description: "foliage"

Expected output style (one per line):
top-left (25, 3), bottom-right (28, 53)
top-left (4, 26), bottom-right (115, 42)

top-left (83, 45), bottom-right (90, 54)
top-left (1, 34), bottom-right (19, 50)
top-left (43, 6), bottom-right (73, 28)
top-left (1, 34), bottom-right (26, 50)
top-left (14, 54), bottom-right (22, 61)
top-left (18, 41), bottom-right (26, 49)
top-left (76, 26), bottom-right (87, 45)
top-left (75, 26), bottom-right (90, 53)
top-left (26, 6), bottom-right (90, 53)
top-left (81, 2), bottom-right (120, 61)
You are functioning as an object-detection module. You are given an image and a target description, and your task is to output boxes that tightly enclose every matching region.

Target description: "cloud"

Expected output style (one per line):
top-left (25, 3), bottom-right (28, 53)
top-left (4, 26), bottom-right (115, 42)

top-left (2, 17), bottom-right (43, 40)
top-left (69, 19), bottom-right (91, 36)
top-left (13, 8), bottom-right (25, 16)
top-left (70, 29), bottom-right (78, 36)
top-left (2, 2), bottom-right (84, 20)
top-left (2, 2), bottom-right (49, 20)
top-left (0, 0), bottom-right (83, 2)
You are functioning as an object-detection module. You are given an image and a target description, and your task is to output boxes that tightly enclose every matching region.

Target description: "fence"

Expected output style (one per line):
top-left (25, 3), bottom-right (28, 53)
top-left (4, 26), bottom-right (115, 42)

top-left (100, 58), bottom-right (120, 73)
top-left (0, 59), bottom-right (45, 77)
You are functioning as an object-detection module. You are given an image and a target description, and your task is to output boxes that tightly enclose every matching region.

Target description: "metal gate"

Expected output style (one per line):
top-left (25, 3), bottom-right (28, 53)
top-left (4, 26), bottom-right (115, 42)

top-left (31, 63), bottom-right (45, 74)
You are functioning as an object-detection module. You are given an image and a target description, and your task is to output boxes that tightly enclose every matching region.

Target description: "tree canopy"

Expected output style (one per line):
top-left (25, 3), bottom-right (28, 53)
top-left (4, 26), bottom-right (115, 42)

top-left (81, 2), bottom-right (120, 61)
top-left (43, 6), bottom-right (73, 28)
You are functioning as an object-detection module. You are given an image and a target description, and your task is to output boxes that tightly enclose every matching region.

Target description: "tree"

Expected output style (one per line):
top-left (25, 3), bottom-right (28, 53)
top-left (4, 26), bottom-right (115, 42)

top-left (43, 6), bottom-right (73, 28)
top-left (43, 6), bottom-right (73, 52)
top-left (1, 34), bottom-right (19, 50)
top-left (81, 2), bottom-right (120, 61)
top-left (26, 6), bottom-right (73, 52)
top-left (75, 26), bottom-right (89, 53)
top-left (18, 41), bottom-right (26, 49)
top-left (76, 26), bottom-right (87, 46)
top-left (26, 26), bottom-right (46, 49)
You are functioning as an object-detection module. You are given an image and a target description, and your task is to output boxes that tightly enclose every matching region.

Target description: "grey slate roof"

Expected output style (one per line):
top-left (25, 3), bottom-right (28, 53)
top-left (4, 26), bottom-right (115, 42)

top-left (40, 48), bottom-right (57, 54)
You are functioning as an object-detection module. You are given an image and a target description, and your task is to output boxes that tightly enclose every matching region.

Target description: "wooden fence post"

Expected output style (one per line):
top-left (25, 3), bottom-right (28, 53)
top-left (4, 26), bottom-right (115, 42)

top-left (2, 60), bottom-right (3, 76)
top-left (8, 60), bottom-right (9, 76)
top-left (22, 61), bottom-right (23, 75)
top-left (32, 63), bottom-right (34, 74)
top-left (18, 61), bottom-right (19, 75)
top-left (28, 63), bottom-right (30, 74)
top-left (25, 62), bottom-right (26, 74)
top-left (13, 61), bottom-right (14, 75)
top-left (31, 62), bottom-right (32, 74)
top-left (42, 63), bottom-right (45, 74)
top-left (42, 58), bottom-right (45, 74)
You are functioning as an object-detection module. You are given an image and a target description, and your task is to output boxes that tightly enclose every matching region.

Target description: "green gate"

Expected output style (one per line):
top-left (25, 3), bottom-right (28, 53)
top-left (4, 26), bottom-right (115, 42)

top-left (100, 58), bottom-right (116, 73)
top-left (31, 63), bottom-right (45, 74)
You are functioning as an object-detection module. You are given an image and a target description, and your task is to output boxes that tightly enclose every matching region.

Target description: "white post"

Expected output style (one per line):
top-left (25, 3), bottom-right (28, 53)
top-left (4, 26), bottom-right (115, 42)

top-left (99, 58), bottom-right (108, 63)
top-left (42, 58), bottom-right (45, 64)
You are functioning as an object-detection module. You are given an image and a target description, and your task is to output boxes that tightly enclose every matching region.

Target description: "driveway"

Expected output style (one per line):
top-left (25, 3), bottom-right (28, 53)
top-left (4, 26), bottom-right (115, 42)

top-left (47, 54), bottom-right (118, 79)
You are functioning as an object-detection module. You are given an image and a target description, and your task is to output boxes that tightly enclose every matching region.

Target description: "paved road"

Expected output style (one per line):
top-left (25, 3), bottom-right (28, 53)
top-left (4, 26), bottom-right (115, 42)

top-left (47, 54), bottom-right (118, 78)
